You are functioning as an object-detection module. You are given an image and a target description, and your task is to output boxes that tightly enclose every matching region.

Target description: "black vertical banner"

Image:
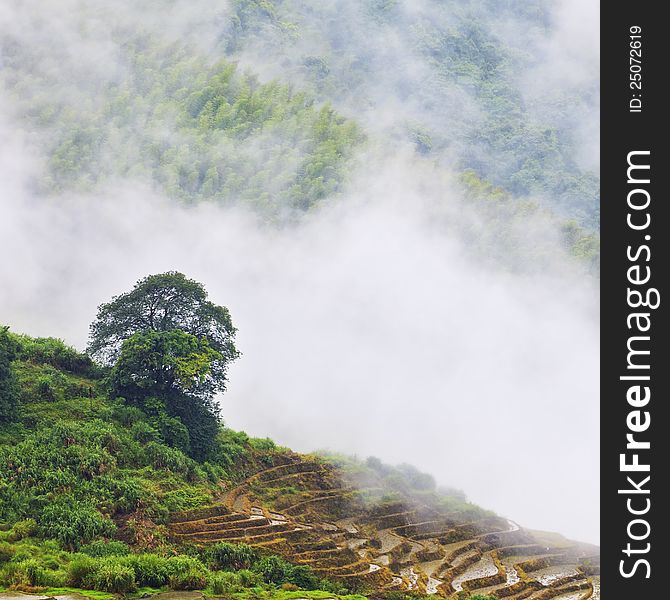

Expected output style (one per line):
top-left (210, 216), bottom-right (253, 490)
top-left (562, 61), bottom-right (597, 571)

top-left (601, 2), bottom-right (668, 599)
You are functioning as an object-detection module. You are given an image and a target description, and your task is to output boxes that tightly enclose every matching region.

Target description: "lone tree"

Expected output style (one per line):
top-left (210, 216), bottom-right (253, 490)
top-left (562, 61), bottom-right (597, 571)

top-left (88, 272), bottom-right (240, 460)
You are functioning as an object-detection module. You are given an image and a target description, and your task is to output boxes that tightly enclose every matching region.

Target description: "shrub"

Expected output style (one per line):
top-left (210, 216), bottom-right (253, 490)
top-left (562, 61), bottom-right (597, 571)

top-left (1, 561), bottom-right (31, 588)
top-left (166, 555), bottom-right (208, 591)
top-left (169, 568), bottom-right (208, 591)
top-left (90, 560), bottom-right (137, 594)
top-left (209, 570), bottom-right (241, 595)
top-left (0, 327), bottom-right (20, 423)
top-left (145, 441), bottom-right (191, 473)
top-left (249, 437), bottom-right (276, 452)
top-left (36, 376), bottom-right (58, 402)
top-left (281, 582), bottom-right (299, 591)
top-left (130, 421), bottom-right (161, 444)
top-left (108, 403), bottom-right (146, 426)
top-left (237, 569), bottom-right (262, 588)
top-left (155, 413), bottom-right (191, 453)
top-left (251, 555), bottom-right (292, 585)
top-left (81, 540), bottom-right (130, 558)
top-left (207, 542), bottom-right (258, 570)
top-left (21, 559), bottom-right (46, 585)
top-left (288, 564), bottom-right (320, 589)
top-left (67, 554), bottom-right (99, 587)
top-left (39, 497), bottom-right (116, 550)
top-left (0, 558), bottom-right (66, 588)
top-left (122, 553), bottom-right (169, 587)
top-left (7, 518), bottom-right (37, 542)
top-left (16, 336), bottom-right (95, 375)
top-left (42, 569), bottom-right (68, 587)
top-left (0, 542), bottom-right (16, 563)
top-left (165, 555), bottom-right (207, 577)
top-left (10, 548), bottom-right (34, 563)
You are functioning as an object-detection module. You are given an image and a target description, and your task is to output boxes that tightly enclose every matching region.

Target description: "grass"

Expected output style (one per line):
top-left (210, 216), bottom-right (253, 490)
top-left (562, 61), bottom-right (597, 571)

top-left (221, 590), bottom-right (367, 600)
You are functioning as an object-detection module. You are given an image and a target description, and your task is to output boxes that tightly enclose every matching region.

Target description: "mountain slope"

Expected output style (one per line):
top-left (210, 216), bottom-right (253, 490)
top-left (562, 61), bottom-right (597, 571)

top-left (0, 332), bottom-right (599, 599)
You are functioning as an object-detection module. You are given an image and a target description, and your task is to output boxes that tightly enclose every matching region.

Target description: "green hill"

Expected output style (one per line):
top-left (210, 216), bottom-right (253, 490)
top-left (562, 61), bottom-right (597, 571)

top-left (0, 328), bottom-right (599, 600)
top-left (2, 0), bottom-right (599, 262)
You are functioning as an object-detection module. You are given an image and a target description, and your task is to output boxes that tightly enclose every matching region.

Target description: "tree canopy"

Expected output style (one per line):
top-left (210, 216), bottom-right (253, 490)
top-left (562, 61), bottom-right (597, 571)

top-left (88, 272), bottom-right (240, 461)
top-left (88, 272), bottom-right (239, 373)
top-left (109, 330), bottom-right (223, 402)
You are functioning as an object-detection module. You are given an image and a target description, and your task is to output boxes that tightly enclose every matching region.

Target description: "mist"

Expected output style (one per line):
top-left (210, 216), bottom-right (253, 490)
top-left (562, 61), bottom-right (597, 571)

top-left (0, 0), bottom-right (599, 545)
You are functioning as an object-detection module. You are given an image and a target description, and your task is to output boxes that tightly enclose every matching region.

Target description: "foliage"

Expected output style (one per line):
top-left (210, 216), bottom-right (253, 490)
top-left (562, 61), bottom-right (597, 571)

top-left (0, 327), bottom-right (20, 424)
top-left (4, 30), bottom-right (363, 219)
top-left (88, 272), bottom-right (238, 369)
top-left (252, 555), bottom-right (320, 589)
top-left (81, 540), bottom-right (130, 558)
top-left (39, 496), bottom-right (117, 551)
top-left (88, 560), bottom-right (137, 593)
top-left (209, 569), bottom-right (262, 594)
top-left (109, 330), bottom-right (222, 460)
top-left (88, 272), bottom-right (240, 461)
top-left (207, 542), bottom-right (258, 570)
top-left (164, 555), bottom-right (209, 590)
top-left (14, 334), bottom-right (96, 376)
top-left (0, 331), bottom-right (503, 598)
top-left (223, 0), bottom-right (599, 226)
top-left (110, 330), bottom-right (222, 400)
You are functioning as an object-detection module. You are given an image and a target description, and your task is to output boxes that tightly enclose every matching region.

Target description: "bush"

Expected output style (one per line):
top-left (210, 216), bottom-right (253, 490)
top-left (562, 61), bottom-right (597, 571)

top-left (90, 560), bottom-right (137, 594)
top-left (0, 327), bottom-right (20, 423)
top-left (81, 540), bottom-right (130, 558)
top-left (39, 497), bottom-right (116, 550)
top-left (209, 570), bottom-right (242, 595)
top-left (145, 441), bottom-right (192, 473)
top-left (288, 564), bottom-right (320, 589)
top-left (16, 336), bottom-right (95, 375)
top-left (108, 403), bottom-right (146, 426)
top-left (36, 376), bottom-right (58, 402)
top-left (166, 555), bottom-right (209, 591)
top-left (7, 518), bottom-right (38, 542)
top-left (237, 569), bottom-right (262, 587)
top-left (169, 568), bottom-right (208, 591)
top-left (281, 582), bottom-right (299, 591)
top-left (0, 558), bottom-right (67, 588)
top-left (155, 413), bottom-right (191, 454)
top-left (0, 542), bottom-right (16, 563)
top-left (249, 437), bottom-right (276, 452)
top-left (251, 555), bottom-right (292, 585)
top-left (1, 561), bottom-right (31, 588)
top-left (207, 542), bottom-right (258, 570)
top-left (130, 420), bottom-right (161, 444)
top-left (67, 554), bottom-right (99, 587)
top-left (122, 553), bottom-right (169, 587)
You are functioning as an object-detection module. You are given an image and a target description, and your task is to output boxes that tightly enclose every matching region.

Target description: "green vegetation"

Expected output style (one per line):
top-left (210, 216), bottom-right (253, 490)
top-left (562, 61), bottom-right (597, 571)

top-left (0, 274), bottom-right (402, 597)
top-left (0, 328), bottom-right (20, 424)
top-left (91, 272), bottom-right (240, 461)
top-left (0, 322), bottom-right (327, 596)
top-left (4, 33), bottom-right (363, 218)
top-left (0, 272), bottom-right (599, 598)
top-left (1, 0), bottom-right (600, 277)
top-left (458, 169), bottom-right (600, 274)
top-left (223, 0), bottom-right (600, 226)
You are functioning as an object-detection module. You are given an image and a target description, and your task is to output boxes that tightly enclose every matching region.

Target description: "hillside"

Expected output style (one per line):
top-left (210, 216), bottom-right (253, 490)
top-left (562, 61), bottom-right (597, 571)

top-left (1, 0), bottom-right (599, 271)
top-left (0, 330), bottom-right (599, 600)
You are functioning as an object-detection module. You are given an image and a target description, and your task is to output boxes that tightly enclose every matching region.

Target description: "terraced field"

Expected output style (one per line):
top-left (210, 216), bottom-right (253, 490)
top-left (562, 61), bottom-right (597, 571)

top-left (170, 455), bottom-right (600, 598)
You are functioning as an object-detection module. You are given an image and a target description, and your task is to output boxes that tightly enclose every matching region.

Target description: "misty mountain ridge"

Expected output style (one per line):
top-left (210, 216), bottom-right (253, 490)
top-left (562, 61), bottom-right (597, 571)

top-left (1, 0), bottom-right (598, 267)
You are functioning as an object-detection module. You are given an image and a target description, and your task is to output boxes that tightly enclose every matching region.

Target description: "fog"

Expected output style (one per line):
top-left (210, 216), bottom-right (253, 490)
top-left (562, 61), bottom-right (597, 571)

top-left (0, 0), bottom-right (599, 544)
